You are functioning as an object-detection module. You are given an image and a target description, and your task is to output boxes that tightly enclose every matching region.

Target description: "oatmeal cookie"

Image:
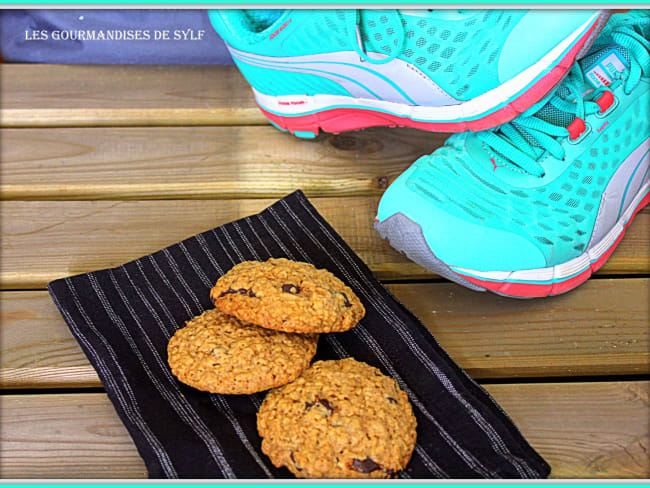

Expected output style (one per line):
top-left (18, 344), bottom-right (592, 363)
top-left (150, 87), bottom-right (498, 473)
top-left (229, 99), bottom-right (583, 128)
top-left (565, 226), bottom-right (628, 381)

top-left (167, 308), bottom-right (318, 394)
top-left (210, 258), bottom-right (365, 334)
top-left (257, 358), bottom-right (417, 478)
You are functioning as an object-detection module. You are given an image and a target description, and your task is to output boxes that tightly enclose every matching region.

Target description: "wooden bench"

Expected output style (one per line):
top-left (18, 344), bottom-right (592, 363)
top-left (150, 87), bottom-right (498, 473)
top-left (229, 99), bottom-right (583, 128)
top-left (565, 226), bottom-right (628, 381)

top-left (1, 64), bottom-right (648, 479)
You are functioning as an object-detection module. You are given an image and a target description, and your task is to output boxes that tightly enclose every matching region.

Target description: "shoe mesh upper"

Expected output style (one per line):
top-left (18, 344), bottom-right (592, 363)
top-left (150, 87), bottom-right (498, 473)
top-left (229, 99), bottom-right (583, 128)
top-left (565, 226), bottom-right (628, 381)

top-left (357, 10), bottom-right (515, 100)
top-left (406, 92), bottom-right (648, 265)
top-left (290, 10), bottom-right (350, 51)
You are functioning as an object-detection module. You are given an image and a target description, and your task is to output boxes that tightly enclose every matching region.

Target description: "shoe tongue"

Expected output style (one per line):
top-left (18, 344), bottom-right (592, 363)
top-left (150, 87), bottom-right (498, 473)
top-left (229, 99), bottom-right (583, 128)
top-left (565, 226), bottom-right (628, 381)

top-left (500, 46), bottom-right (627, 155)
top-left (519, 44), bottom-right (631, 135)
top-left (579, 44), bottom-right (631, 89)
top-left (493, 16), bottom-right (638, 164)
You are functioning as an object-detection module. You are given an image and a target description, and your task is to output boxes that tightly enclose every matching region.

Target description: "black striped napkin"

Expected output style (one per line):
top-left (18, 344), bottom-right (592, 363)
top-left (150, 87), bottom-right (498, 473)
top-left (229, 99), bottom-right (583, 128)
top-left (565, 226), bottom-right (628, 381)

top-left (47, 190), bottom-right (550, 479)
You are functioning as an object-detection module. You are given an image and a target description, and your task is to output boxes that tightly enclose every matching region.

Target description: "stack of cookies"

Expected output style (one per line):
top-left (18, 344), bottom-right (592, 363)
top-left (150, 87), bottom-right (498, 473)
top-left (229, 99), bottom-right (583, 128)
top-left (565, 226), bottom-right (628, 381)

top-left (167, 257), bottom-right (417, 478)
top-left (168, 258), bottom-right (365, 394)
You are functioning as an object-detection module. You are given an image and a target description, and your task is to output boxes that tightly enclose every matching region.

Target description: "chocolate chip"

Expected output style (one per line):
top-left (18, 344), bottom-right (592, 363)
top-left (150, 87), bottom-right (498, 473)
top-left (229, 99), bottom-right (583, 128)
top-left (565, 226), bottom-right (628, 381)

top-left (352, 457), bottom-right (381, 474)
top-left (290, 452), bottom-right (303, 472)
top-left (305, 397), bottom-right (334, 414)
top-left (318, 398), bottom-right (334, 412)
top-left (386, 397), bottom-right (398, 404)
top-left (218, 287), bottom-right (250, 298)
top-left (282, 284), bottom-right (301, 294)
top-left (340, 293), bottom-right (352, 308)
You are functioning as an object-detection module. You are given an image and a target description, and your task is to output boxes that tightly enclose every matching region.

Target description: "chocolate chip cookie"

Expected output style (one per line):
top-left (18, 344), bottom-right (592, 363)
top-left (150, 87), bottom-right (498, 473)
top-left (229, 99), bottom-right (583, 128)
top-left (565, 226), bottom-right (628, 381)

top-left (167, 308), bottom-right (318, 394)
top-left (210, 258), bottom-right (365, 334)
top-left (257, 358), bottom-right (417, 478)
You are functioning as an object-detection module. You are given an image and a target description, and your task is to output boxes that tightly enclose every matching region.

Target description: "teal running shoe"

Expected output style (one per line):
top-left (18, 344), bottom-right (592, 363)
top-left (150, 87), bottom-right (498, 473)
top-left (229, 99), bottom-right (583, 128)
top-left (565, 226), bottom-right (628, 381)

top-left (375, 10), bottom-right (650, 298)
top-left (209, 9), bottom-right (610, 138)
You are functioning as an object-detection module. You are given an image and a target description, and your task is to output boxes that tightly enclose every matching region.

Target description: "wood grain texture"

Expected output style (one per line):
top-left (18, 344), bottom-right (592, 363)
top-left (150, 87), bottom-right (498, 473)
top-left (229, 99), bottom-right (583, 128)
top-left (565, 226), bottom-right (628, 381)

top-left (0, 393), bottom-right (147, 479)
top-left (0, 64), bottom-right (264, 127)
top-left (0, 291), bottom-right (101, 389)
top-left (1, 198), bottom-right (648, 289)
top-left (489, 381), bottom-right (649, 478)
top-left (1, 383), bottom-right (647, 478)
top-left (2, 279), bottom-right (647, 388)
top-left (392, 277), bottom-right (650, 379)
top-left (0, 126), bottom-right (445, 200)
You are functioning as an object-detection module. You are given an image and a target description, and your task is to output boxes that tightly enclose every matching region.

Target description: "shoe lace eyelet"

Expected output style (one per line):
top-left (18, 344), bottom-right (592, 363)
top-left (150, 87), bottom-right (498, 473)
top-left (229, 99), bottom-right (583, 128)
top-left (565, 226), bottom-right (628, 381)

top-left (595, 92), bottom-right (618, 118)
top-left (567, 120), bottom-right (591, 145)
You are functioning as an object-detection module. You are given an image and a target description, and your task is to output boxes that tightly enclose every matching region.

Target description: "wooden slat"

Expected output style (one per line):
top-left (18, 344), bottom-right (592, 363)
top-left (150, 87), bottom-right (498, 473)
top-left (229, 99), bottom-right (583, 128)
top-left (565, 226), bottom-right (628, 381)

top-left (1, 383), bottom-right (648, 478)
top-left (1, 198), bottom-right (648, 289)
top-left (0, 290), bottom-right (100, 389)
top-left (495, 381), bottom-right (650, 478)
top-left (0, 393), bottom-right (147, 479)
top-left (0, 126), bottom-right (445, 200)
top-left (2, 279), bottom-right (647, 388)
top-left (394, 277), bottom-right (650, 379)
top-left (0, 65), bottom-right (265, 127)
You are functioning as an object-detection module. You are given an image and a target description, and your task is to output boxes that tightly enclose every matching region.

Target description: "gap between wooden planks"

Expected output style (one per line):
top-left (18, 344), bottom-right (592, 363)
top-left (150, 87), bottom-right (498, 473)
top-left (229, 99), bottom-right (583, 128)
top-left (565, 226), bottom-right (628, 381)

top-left (1, 279), bottom-right (647, 388)
top-left (1, 198), bottom-right (648, 289)
top-left (1, 382), bottom-right (648, 478)
top-left (0, 126), bottom-right (446, 200)
top-left (0, 64), bottom-right (264, 127)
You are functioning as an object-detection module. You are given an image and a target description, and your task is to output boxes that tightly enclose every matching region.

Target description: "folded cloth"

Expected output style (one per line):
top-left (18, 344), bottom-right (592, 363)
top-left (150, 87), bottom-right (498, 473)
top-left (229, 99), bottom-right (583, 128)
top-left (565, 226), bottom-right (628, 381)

top-left (47, 190), bottom-right (550, 479)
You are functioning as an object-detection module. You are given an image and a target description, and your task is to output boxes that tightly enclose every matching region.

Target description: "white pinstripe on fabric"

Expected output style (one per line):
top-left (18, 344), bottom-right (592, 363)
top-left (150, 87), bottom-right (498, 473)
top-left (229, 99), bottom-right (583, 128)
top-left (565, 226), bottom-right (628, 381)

top-left (178, 241), bottom-right (213, 290)
top-left (232, 221), bottom-right (260, 260)
top-left (219, 226), bottom-right (247, 262)
top-left (135, 260), bottom-right (177, 326)
top-left (94, 271), bottom-right (236, 478)
top-left (255, 213), bottom-right (298, 260)
top-left (210, 228), bottom-right (239, 266)
top-left (148, 254), bottom-right (195, 318)
top-left (58, 278), bottom-right (178, 477)
top-left (243, 216), bottom-right (274, 258)
top-left (194, 233), bottom-right (226, 279)
top-left (162, 248), bottom-right (203, 313)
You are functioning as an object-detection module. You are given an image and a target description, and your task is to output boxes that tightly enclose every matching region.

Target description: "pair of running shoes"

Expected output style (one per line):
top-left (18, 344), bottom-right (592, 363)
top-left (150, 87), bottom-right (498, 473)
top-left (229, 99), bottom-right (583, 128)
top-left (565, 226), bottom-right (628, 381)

top-left (210, 9), bottom-right (649, 298)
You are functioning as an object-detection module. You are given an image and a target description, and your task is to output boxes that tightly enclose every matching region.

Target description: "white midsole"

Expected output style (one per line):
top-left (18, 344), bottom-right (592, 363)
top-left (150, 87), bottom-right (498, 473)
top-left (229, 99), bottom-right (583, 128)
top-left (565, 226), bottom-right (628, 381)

top-left (451, 181), bottom-right (650, 283)
top-left (252, 12), bottom-right (598, 122)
